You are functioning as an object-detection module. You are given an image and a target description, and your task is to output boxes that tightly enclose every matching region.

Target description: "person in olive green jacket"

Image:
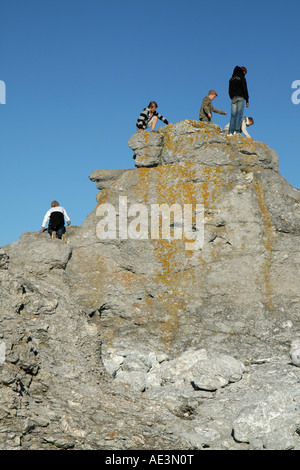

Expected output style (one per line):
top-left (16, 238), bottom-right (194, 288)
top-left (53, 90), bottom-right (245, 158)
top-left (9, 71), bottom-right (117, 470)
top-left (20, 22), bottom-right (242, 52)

top-left (199, 90), bottom-right (227, 124)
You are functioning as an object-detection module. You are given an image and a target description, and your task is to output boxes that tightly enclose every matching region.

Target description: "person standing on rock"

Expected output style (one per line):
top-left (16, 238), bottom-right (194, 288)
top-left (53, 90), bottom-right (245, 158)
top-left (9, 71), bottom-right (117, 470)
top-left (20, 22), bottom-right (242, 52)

top-left (199, 90), bottom-right (227, 124)
top-left (40, 201), bottom-right (71, 241)
top-left (136, 101), bottom-right (172, 132)
top-left (228, 66), bottom-right (249, 135)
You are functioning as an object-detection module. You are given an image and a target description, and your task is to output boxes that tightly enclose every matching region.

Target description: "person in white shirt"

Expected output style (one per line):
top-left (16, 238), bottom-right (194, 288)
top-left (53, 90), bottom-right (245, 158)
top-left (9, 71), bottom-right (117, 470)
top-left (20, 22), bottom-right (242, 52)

top-left (224, 116), bottom-right (254, 138)
top-left (40, 200), bottom-right (71, 240)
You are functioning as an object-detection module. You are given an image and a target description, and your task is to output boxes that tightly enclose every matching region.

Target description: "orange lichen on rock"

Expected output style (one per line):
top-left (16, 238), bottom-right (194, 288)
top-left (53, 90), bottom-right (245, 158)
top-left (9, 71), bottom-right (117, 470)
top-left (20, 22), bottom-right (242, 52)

top-left (252, 175), bottom-right (276, 309)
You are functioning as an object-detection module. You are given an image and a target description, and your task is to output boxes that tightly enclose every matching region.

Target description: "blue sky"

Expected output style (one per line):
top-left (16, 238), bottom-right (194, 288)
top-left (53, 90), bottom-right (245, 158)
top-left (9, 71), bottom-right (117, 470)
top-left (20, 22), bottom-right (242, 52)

top-left (1, 0), bottom-right (299, 247)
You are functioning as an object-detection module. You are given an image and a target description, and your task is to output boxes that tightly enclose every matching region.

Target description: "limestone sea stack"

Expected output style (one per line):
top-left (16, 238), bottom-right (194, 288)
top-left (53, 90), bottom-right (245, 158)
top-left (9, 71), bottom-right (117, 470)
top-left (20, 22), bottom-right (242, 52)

top-left (1, 120), bottom-right (300, 450)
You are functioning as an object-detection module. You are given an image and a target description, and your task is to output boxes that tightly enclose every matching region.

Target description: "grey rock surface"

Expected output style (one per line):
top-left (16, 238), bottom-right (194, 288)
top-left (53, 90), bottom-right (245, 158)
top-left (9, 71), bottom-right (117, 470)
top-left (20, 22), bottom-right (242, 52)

top-left (1, 120), bottom-right (300, 450)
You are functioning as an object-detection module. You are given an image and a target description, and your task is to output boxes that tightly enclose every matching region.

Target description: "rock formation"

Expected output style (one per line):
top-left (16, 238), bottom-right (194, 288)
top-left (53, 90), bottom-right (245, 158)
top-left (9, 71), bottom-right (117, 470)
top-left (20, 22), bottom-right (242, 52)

top-left (1, 120), bottom-right (300, 450)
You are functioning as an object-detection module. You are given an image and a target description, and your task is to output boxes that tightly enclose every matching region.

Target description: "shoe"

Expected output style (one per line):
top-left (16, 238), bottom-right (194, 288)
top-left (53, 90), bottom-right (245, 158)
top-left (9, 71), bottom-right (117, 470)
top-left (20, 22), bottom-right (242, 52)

top-left (52, 231), bottom-right (56, 240)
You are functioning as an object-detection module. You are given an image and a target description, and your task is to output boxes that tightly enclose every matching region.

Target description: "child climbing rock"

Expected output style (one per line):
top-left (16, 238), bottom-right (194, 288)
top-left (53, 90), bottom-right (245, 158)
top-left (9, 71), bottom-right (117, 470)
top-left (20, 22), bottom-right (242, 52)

top-left (40, 200), bottom-right (71, 241)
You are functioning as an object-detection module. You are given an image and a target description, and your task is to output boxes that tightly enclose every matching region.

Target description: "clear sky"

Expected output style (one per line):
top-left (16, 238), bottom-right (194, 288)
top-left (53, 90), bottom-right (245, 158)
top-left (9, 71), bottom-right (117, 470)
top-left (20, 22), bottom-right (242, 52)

top-left (1, 0), bottom-right (299, 247)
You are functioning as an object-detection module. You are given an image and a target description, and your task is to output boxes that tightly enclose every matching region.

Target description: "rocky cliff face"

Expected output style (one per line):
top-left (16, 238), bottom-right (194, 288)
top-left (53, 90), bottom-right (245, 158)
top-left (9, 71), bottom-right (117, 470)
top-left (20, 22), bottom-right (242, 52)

top-left (1, 120), bottom-right (300, 450)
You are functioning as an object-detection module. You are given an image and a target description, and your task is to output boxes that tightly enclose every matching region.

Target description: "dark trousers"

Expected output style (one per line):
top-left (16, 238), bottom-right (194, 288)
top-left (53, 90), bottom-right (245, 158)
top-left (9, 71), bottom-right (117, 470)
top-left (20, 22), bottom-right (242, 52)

top-left (48, 226), bottom-right (65, 239)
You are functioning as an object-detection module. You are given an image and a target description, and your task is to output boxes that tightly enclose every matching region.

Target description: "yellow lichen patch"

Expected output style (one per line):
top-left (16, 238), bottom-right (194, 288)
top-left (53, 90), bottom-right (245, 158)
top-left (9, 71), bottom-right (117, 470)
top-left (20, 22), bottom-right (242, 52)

top-left (153, 239), bottom-right (188, 273)
top-left (139, 163), bottom-right (234, 275)
top-left (199, 166), bottom-right (224, 206)
top-left (158, 121), bottom-right (219, 158)
top-left (155, 162), bottom-right (197, 203)
top-left (252, 176), bottom-right (276, 309)
top-left (163, 133), bottom-right (194, 158)
top-left (149, 163), bottom-right (199, 273)
top-left (135, 167), bottom-right (152, 202)
top-left (139, 131), bottom-right (152, 146)
top-left (236, 140), bottom-right (257, 153)
top-left (95, 187), bottom-right (110, 206)
top-left (111, 269), bottom-right (137, 289)
top-left (130, 161), bottom-right (230, 348)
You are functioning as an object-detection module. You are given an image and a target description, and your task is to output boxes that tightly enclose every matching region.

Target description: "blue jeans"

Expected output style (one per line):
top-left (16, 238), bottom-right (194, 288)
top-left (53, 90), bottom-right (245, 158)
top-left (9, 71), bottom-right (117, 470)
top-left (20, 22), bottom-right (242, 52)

top-left (48, 226), bottom-right (65, 239)
top-left (229, 96), bottom-right (245, 133)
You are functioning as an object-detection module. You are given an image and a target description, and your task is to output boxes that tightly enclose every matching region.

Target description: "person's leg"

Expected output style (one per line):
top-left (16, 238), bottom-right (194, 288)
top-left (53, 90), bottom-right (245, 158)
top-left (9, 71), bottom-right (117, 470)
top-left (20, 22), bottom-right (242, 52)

top-left (229, 97), bottom-right (245, 133)
top-left (150, 115), bottom-right (158, 131)
top-left (229, 99), bottom-right (238, 133)
top-left (56, 226), bottom-right (65, 239)
top-left (200, 116), bottom-right (213, 124)
top-left (223, 123), bottom-right (229, 134)
top-left (235, 98), bottom-right (245, 133)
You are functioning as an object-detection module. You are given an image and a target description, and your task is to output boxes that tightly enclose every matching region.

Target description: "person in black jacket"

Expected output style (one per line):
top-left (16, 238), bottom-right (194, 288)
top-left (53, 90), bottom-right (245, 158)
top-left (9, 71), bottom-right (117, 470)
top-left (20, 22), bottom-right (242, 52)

top-left (228, 66), bottom-right (249, 135)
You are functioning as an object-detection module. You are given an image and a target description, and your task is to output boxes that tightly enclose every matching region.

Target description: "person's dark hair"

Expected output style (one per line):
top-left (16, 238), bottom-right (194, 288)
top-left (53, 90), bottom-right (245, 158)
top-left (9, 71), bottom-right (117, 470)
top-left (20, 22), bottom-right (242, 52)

top-left (248, 117), bottom-right (254, 124)
top-left (148, 101), bottom-right (158, 108)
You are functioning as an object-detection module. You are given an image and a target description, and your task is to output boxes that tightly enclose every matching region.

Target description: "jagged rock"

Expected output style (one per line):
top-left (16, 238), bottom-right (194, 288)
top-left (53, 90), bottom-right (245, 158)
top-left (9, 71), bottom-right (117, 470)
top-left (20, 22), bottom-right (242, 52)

top-left (128, 120), bottom-right (279, 170)
top-left (1, 120), bottom-right (300, 450)
top-left (81, 120), bottom-right (300, 363)
top-left (290, 339), bottom-right (300, 367)
top-left (128, 131), bottom-right (164, 167)
top-left (89, 169), bottom-right (128, 190)
top-left (107, 348), bottom-right (246, 414)
top-left (232, 390), bottom-right (300, 449)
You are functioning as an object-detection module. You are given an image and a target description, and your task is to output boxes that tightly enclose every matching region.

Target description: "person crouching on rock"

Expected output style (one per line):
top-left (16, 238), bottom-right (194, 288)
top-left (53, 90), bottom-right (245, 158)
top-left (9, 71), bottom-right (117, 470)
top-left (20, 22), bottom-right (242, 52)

top-left (199, 90), bottom-right (227, 124)
top-left (224, 116), bottom-right (254, 138)
top-left (136, 101), bottom-right (172, 132)
top-left (40, 201), bottom-right (71, 241)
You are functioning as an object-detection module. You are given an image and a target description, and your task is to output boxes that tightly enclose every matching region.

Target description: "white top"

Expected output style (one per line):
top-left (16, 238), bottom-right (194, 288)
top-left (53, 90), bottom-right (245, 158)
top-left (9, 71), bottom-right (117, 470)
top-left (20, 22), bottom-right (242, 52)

top-left (240, 117), bottom-right (252, 138)
top-left (42, 206), bottom-right (71, 228)
top-left (224, 117), bottom-right (252, 138)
